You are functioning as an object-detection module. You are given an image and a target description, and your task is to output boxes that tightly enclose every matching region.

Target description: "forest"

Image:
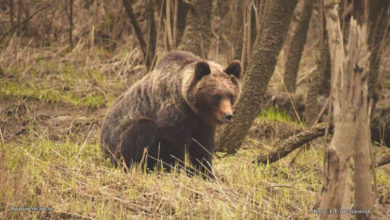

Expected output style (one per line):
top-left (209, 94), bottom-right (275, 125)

top-left (0, 0), bottom-right (389, 219)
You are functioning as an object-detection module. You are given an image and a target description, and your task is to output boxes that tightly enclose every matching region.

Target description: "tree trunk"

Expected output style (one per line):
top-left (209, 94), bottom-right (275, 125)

top-left (178, 0), bottom-right (212, 58)
top-left (318, 0), bottom-right (372, 219)
top-left (283, 0), bottom-right (314, 93)
top-left (16, 0), bottom-right (23, 35)
top-left (9, 0), bottom-right (14, 31)
top-left (217, 0), bottom-right (298, 154)
top-left (145, 0), bottom-right (157, 70)
top-left (68, 0), bottom-right (73, 49)
top-left (305, 0), bottom-right (329, 126)
top-left (231, 0), bottom-right (244, 60)
top-left (123, 0), bottom-right (147, 58)
top-left (352, 1), bottom-right (373, 219)
top-left (367, 0), bottom-right (389, 117)
top-left (174, 0), bottom-right (188, 47)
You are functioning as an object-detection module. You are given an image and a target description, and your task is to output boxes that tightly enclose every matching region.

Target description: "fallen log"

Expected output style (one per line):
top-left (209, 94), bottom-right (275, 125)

top-left (262, 91), bottom-right (390, 148)
top-left (253, 123), bottom-right (327, 164)
top-left (376, 153), bottom-right (390, 167)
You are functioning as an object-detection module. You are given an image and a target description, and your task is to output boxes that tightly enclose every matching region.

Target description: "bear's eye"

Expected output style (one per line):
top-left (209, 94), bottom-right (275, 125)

top-left (214, 95), bottom-right (221, 104)
top-left (229, 94), bottom-right (235, 103)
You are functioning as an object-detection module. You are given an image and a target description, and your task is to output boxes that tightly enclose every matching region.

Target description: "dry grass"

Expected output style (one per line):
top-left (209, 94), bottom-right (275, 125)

top-left (0, 5), bottom-right (389, 217)
top-left (1, 136), bottom-right (326, 219)
top-left (0, 35), bottom-right (328, 219)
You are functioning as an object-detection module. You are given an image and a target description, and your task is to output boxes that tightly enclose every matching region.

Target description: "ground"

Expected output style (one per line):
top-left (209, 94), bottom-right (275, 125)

top-left (0, 42), bottom-right (389, 219)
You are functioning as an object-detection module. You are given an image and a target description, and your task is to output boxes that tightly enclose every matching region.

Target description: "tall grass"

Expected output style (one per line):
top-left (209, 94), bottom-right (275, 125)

top-left (1, 137), bottom-right (325, 219)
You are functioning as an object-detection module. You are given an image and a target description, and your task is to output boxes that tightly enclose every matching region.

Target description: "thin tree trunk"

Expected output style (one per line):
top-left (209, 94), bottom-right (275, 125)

top-left (283, 0), bottom-right (314, 93)
top-left (68, 0), bottom-right (73, 49)
top-left (122, 0), bottom-right (147, 58)
top-left (16, 0), bottom-right (22, 35)
top-left (217, 0), bottom-right (298, 154)
top-left (178, 0), bottom-right (212, 58)
top-left (368, 0), bottom-right (389, 118)
top-left (165, 0), bottom-right (174, 50)
top-left (305, 0), bottom-right (328, 126)
top-left (9, 0), bottom-right (14, 31)
top-left (174, 0), bottom-right (188, 47)
top-left (232, 0), bottom-right (244, 60)
top-left (145, 0), bottom-right (157, 70)
top-left (242, 0), bottom-right (258, 71)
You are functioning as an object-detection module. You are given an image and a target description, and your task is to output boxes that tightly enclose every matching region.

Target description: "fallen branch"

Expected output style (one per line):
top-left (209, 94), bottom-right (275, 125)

top-left (376, 153), bottom-right (390, 167)
top-left (253, 123), bottom-right (327, 164)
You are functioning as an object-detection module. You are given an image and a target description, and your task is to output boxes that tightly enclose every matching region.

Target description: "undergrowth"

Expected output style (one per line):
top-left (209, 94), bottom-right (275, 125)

top-left (0, 138), bottom-right (324, 219)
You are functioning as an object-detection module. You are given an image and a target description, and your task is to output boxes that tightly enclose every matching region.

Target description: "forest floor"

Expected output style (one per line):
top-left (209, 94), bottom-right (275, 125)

top-left (1, 41), bottom-right (390, 219)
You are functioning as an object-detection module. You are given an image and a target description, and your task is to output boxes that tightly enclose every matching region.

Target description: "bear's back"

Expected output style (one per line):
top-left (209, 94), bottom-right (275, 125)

top-left (155, 51), bottom-right (199, 72)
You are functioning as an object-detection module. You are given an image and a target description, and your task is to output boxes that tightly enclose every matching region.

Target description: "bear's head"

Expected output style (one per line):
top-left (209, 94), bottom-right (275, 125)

top-left (182, 60), bottom-right (242, 126)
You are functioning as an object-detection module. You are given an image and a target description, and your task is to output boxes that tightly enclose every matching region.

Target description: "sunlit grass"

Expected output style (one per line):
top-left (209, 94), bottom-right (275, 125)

top-left (0, 61), bottom-right (116, 108)
top-left (259, 107), bottom-right (294, 123)
top-left (0, 137), bottom-right (337, 219)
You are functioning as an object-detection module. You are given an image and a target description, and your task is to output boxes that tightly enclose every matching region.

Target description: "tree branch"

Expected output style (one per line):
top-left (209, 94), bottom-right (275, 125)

top-left (376, 153), bottom-right (390, 167)
top-left (122, 0), bottom-right (147, 57)
top-left (253, 123), bottom-right (327, 164)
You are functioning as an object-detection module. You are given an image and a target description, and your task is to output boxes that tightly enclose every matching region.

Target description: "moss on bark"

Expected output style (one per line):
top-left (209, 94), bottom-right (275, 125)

top-left (217, 0), bottom-right (298, 154)
top-left (283, 0), bottom-right (314, 93)
top-left (178, 0), bottom-right (212, 58)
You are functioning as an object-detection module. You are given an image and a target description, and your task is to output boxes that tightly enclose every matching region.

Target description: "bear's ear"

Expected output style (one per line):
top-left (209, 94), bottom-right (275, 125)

top-left (224, 60), bottom-right (241, 79)
top-left (195, 61), bottom-right (211, 80)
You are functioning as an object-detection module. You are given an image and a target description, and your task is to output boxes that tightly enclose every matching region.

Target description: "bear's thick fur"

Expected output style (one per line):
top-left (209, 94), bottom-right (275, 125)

top-left (100, 51), bottom-right (241, 175)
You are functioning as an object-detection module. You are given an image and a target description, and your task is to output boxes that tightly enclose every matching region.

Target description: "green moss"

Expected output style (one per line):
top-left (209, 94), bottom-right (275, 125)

top-left (259, 107), bottom-right (294, 123)
top-left (0, 81), bottom-right (108, 108)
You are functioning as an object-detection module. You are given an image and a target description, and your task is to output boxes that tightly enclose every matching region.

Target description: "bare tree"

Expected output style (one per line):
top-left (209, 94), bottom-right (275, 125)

top-left (217, 0), bottom-right (298, 154)
top-left (9, 0), bottom-right (14, 31)
top-left (368, 0), bottom-right (389, 116)
top-left (122, 0), bottom-right (156, 70)
top-left (16, 0), bottom-right (22, 35)
top-left (145, 0), bottom-right (156, 70)
top-left (318, 0), bottom-right (373, 219)
top-left (178, 0), bottom-right (212, 58)
top-left (304, 0), bottom-right (329, 125)
top-left (68, 0), bottom-right (73, 49)
top-left (123, 0), bottom-right (147, 56)
top-left (231, 0), bottom-right (244, 60)
top-left (283, 0), bottom-right (314, 93)
top-left (174, 0), bottom-right (188, 47)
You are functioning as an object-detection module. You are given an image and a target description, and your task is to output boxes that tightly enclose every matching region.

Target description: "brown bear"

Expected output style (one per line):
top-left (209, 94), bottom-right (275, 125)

top-left (100, 51), bottom-right (241, 176)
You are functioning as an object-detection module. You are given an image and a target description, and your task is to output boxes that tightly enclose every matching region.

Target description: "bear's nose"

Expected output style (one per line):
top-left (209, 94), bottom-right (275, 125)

top-left (224, 113), bottom-right (233, 122)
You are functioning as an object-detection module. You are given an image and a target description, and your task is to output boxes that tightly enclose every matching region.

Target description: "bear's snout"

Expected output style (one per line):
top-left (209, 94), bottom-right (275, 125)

top-left (224, 113), bottom-right (233, 122)
top-left (217, 97), bottom-right (233, 123)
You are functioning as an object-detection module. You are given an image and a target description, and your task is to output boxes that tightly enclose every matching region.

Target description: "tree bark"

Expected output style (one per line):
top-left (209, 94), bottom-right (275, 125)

top-left (145, 0), bottom-right (157, 70)
top-left (9, 0), bottom-right (14, 31)
top-left (351, 2), bottom-right (374, 219)
top-left (232, 0), bottom-right (244, 60)
top-left (283, 0), bottom-right (314, 93)
top-left (305, 0), bottom-right (329, 126)
top-left (376, 153), bottom-right (390, 167)
top-left (319, 1), bottom-right (372, 218)
top-left (68, 0), bottom-right (73, 49)
top-left (16, 0), bottom-right (23, 35)
top-left (174, 0), bottom-right (188, 47)
top-left (367, 0), bottom-right (389, 118)
top-left (254, 123), bottom-right (326, 164)
top-left (217, 0), bottom-right (298, 154)
top-left (178, 0), bottom-right (212, 58)
top-left (122, 0), bottom-right (147, 58)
